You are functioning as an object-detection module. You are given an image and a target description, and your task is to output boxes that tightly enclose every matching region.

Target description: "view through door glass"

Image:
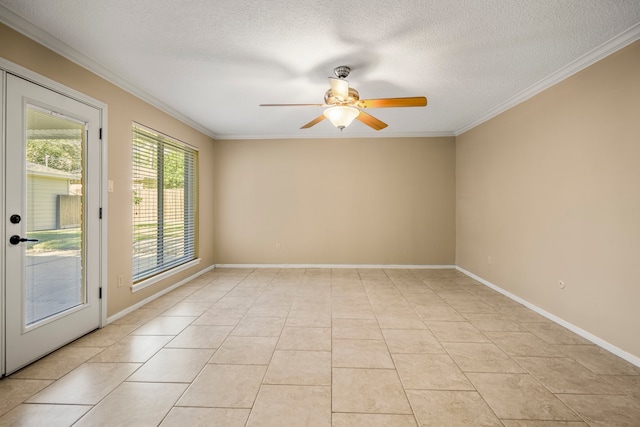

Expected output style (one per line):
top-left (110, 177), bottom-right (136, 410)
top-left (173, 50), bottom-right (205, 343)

top-left (25, 106), bottom-right (86, 325)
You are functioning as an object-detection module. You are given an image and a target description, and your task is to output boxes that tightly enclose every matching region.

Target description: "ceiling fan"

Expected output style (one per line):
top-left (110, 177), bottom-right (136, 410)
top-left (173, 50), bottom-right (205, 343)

top-left (260, 66), bottom-right (427, 131)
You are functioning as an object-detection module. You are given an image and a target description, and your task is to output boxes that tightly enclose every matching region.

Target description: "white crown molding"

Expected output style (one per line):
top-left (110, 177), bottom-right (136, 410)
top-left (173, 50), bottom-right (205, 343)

top-left (455, 22), bottom-right (640, 136)
top-left (456, 266), bottom-right (640, 368)
top-left (0, 5), bottom-right (218, 140)
top-left (215, 131), bottom-right (456, 140)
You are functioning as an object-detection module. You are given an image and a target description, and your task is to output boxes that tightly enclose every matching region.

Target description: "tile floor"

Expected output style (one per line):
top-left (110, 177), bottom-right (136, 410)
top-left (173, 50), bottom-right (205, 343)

top-left (1, 268), bottom-right (639, 426)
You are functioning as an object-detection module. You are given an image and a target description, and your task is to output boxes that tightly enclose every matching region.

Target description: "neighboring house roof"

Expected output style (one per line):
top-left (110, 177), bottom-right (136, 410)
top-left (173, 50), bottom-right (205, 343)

top-left (26, 161), bottom-right (80, 180)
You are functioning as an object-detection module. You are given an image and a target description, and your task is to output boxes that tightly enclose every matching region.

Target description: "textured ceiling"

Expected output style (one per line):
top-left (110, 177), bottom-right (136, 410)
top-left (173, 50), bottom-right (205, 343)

top-left (1, 1), bottom-right (639, 139)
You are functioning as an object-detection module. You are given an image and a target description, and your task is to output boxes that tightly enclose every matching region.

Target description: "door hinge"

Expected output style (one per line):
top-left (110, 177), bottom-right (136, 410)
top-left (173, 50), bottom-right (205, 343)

top-left (99, 128), bottom-right (102, 140)
top-left (99, 287), bottom-right (102, 299)
top-left (99, 207), bottom-right (102, 219)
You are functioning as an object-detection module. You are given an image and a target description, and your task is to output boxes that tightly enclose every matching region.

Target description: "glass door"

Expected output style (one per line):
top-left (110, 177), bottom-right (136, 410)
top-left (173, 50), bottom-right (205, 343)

top-left (4, 74), bottom-right (101, 374)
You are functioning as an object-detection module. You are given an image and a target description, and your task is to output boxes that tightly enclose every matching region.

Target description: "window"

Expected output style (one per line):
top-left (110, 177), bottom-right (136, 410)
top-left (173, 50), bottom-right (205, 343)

top-left (132, 123), bottom-right (197, 282)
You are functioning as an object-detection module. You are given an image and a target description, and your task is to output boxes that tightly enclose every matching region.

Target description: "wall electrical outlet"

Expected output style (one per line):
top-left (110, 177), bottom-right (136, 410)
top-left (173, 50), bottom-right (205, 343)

top-left (117, 275), bottom-right (124, 288)
top-left (487, 255), bottom-right (492, 265)
top-left (275, 243), bottom-right (281, 251)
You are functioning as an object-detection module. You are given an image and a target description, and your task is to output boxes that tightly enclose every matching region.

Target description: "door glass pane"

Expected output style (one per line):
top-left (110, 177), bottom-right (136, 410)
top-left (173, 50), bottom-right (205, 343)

top-left (25, 105), bottom-right (85, 326)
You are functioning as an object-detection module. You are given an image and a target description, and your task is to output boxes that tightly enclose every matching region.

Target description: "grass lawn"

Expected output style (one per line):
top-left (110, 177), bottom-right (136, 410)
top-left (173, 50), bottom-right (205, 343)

top-left (27, 228), bottom-right (81, 251)
top-left (27, 223), bottom-right (184, 251)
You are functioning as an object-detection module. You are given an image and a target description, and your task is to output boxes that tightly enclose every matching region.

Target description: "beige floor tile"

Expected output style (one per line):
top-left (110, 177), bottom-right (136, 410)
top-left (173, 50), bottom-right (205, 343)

top-left (413, 303), bottom-right (466, 322)
top-left (495, 305), bottom-right (552, 323)
top-left (214, 296), bottom-right (257, 310)
top-left (426, 321), bottom-right (490, 342)
top-left (0, 403), bottom-right (90, 427)
top-left (128, 348), bottom-right (213, 383)
top-left (8, 269), bottom-right (639, 427)
top-left (210, 336), bottom-right (278, 365)
top-left (376, 315), bottom-right (428, 330)
top-left (276, 327), bottom-right (331, 351)
top-left (558, 394), bottom-right (640, 427)
top-left (164, 285), bottom-right (201, 297)
top-left (500, 421), bottom-right (588, 426)
top-left (177, 364), bottom-right (266, 408)
top-left (142, 295), bottom-right (184, 310)
top-left (462, 313), bottom-right (527, 332)
top-left (110, 308), bottom-right (165, 325)
top-left (0, 379), bottom-right (53, 417)
top-left (166, 325), bottom-right (233, 348)
top-left (442, 342), bottom-right (525, 373)
top-left (247, 385), bottom-right (331, 426)
top-left (521, 323), bottom-right (591, 345)
top-left (291, 300), bottom-right (331, 312)
top-left (131, 316), bottom-right (196, 335)
top-left (406, 390), bottom-right (502, 426)
top-left (27, 363), bottom-right (140, 405)
top-left (392, 354), bottom-right (474, 390)
top-left (70, 324), bottom-right (139, 347)
top-left (601, 374), bottom-right (640, 400)
top-left (160, 407), bottom-right (250, 427)
top-left (466, 372), bottom-right (580, 421)
top-left (332, 339), bottom-right (394, 368)
top-left (405, 293), bottom-right (446, 305)
top-left (332, 309), bottom-right (376, 320)
top-left (382, 329), bottom-right (445, 354)
top-left (286, 310), bottom-right (332, 327)
top-left (514, 356), bottom-right (620, 394)
top-left (192, 308), bottom-right (246, 325)
top-left (332, 368), bottom-right (412, 414)
top-left (246, 305), bottom-right (291, 318)
top-left (264, 350), bottom-right (331, 385)
top-left (89, 335), bottom-right (172, 362)
top-left (332, 319), bottom-right (383, 339)
top-left (161, 302), bottom-right (214, 317)
top-left (74, 382), bottom-right (187, 426)
top-left (331, 413), bottom-right (418, 426)
top-left (484, 331), bottom-right (564, 357)
top-left (182, 287), bottom-right (228, 303)
top-left (446, 298), bottom-right (497, 314)
top-left (10, 346), bottom-right (103, 380)
top-left (557, 345), bottom-right (640, 375)
top-left (231, 317), bottom-right (285, 337)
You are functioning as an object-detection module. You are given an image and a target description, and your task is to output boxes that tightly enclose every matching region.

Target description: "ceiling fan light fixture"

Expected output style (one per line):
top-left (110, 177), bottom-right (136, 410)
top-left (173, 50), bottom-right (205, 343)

top-left (323, 106), bottom-right (359, 130)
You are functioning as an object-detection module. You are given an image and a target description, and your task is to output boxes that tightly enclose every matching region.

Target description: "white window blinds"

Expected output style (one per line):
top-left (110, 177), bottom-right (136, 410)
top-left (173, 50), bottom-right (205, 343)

top-left (132, 124), bottom-right (197, 282)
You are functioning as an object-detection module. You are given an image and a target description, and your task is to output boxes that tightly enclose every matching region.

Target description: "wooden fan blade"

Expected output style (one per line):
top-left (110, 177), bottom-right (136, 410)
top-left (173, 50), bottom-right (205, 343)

top-left (300, 114), bottom-right (326, 129)
top-left (329, 77), bottom-right (349, 100)
top-left (356, 110), bottom-right (388, 131)
top-left (357, 97), bottom-right (427, 109)
top-left (260, 103), bottom-right (324, 107)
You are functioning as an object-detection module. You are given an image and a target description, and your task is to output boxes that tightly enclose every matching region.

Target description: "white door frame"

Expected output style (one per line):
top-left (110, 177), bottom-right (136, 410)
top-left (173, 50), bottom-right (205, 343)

top-left (0, 58), bottom-right (108, 376)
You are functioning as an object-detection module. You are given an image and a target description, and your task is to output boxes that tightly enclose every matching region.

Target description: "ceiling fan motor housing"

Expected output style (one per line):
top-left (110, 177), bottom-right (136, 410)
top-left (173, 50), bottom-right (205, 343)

top-left (324, 87), bottom-right (360, 106)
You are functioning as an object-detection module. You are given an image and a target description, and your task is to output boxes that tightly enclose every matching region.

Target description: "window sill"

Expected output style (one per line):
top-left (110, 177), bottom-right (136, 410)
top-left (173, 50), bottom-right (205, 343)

top-left (131, 258), bottom-right (201, 293)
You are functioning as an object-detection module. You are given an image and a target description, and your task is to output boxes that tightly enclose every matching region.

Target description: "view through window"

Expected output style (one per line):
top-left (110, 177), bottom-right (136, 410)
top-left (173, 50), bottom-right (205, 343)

top-left (132, 124), bottom-right (197, 282)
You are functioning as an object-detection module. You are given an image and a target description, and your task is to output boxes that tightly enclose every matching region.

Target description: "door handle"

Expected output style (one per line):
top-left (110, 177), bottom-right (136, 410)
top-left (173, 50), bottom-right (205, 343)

top-left (9, 235), bottom-right (39, 245)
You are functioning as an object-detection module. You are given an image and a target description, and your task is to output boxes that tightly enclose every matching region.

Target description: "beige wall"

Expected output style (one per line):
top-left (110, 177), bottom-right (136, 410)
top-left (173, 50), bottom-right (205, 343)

top-left (214, 137), bottom-right (456, 265)
top-left (0, 24), bottom-right (216, 316)
top-left (456, 41), bottom-right (640, 357)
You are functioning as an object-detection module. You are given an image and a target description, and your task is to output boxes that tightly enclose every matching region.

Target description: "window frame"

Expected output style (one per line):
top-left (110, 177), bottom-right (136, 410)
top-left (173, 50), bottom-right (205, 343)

top-left (131, 123), bottom-right (198, 290)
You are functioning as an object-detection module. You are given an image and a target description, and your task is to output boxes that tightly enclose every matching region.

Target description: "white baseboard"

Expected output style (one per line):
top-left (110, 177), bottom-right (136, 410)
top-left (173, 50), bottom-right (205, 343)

top-left (106, 264), bottom-right (215, 324)
top-left (214, 263), bottom-right (456, 269)
top-left (456, 266), bottom-right (640, 368)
